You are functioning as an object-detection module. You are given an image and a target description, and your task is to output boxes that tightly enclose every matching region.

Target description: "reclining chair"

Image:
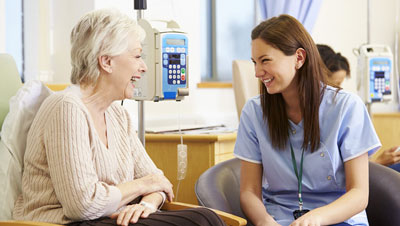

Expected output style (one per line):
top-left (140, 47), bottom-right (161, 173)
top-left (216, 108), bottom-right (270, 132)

top-left (232, 60), bottom-right (259, 120)
top-left (0, 54), bottom-right (23, 131)
top-left (195, 158), bottom-right (400, 226)
top-left (0, 53), bottom-right (246, 226)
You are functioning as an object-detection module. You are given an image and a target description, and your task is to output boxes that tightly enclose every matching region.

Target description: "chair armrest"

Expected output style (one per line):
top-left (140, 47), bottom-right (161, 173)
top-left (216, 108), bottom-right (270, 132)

top-left (162, 201), bottom-right (247, 226)
top-left (0, 221), bottom-right (61, 226)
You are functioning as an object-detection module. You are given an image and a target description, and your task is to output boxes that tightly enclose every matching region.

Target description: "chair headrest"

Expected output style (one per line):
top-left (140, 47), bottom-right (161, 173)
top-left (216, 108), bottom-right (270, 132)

top-left (0, 54), bottom-right (23, 129)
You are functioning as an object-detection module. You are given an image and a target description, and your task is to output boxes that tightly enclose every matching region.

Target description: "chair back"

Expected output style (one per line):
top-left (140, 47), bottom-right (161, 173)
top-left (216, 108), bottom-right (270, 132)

top-left (0, 54), bottom-right (23, 130)
top-left (0, 55), bottom-right (53, 220)
top-left (195, 158), bottom-right (246, 219)
top-left (232, 60), bottom-right (259, 119)
top-left (367, 161), bottom-right (400, 226)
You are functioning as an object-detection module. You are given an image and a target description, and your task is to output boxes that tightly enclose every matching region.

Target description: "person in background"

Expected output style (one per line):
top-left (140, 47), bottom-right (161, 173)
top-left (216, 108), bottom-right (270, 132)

top-left (13, 8), bottom-right (225, 226)
top-left (316, 44), bottom-right (350, 87)
top-left (235, 14), bottom-right (381, 226)
top-left (371, 146), bottom-right (400, 172)
top-left (317, 44), bottom-right (400, 173)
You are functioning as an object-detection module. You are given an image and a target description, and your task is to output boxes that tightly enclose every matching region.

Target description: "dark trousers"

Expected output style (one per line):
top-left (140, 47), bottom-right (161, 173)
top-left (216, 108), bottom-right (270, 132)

top-left (67, 207), bottom-right (226, 226)
top-left (330, 223), bottom-right (351, 226)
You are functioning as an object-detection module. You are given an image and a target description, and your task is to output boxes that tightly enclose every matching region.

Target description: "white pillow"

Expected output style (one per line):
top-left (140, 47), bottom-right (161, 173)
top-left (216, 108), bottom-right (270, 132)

top-left (0, 80), bottom-right (52, 220)
top-left (1, 80), bottom-right (52, 167)
top-left (0, 140), bottom-right (21, 220)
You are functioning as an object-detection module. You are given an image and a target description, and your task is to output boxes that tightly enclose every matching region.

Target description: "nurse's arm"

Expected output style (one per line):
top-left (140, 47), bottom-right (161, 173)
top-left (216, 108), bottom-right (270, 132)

top-left (300, 152), bottom-right (369, 225)
top-left (240, 160), bottom-right (282, 226)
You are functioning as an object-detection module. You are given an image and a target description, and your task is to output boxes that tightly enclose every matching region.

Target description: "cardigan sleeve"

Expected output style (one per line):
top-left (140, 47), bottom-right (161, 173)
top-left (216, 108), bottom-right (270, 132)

top-left (44, 98), bottom-right (121, 221)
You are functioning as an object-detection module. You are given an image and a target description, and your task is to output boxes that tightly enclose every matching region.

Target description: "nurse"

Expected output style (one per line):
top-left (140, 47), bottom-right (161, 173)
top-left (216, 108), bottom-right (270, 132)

top-left (234, 15), bottom-right (381, 226)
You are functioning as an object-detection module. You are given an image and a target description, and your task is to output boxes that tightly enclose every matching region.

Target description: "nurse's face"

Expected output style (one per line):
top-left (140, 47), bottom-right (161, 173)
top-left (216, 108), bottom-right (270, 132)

top-left (110, 36), bottom-right (147, 100)
top-left (252, 38), bottom-right (299, 95)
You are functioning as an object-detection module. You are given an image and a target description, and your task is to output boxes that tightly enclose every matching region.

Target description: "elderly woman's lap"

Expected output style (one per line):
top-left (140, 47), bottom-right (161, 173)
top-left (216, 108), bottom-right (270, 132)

top-left (67, 207), bottom-right (226, 226)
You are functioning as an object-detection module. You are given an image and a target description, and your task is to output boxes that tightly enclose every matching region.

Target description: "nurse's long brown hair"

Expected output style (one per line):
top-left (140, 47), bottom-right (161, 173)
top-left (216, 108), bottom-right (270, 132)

top-left (251, 14), bottom-right (328, 153)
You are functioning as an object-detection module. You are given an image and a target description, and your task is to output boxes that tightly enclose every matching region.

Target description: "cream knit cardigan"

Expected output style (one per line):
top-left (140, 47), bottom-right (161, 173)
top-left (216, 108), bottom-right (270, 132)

top-left (13, 91), bottom-right (162, 224)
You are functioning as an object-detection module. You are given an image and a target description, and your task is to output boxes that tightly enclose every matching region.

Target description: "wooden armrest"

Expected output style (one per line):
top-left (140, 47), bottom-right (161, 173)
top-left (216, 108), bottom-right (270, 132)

top-left (162, 201), bottom-right (247, 226)
top-left (0, 202), bottom-right (246, 226)
top-left (0, 221), bottom-right (61, 226)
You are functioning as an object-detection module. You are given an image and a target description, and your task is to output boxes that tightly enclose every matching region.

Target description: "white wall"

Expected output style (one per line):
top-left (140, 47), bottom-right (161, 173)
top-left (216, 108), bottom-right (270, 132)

top-left (17, 0), bottom-right (400, 131)
top-left (0, 0), bottom-right (5, 52)
top-left (312, 0), bottom-right (400, 112)
top-left (24, 0), bottom-right (94, 82)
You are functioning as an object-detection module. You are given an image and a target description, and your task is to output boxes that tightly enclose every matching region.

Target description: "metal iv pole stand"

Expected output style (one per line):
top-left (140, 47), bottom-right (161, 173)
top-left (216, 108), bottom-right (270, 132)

top-left (134, 0), bottom-right (147, 146)
top-left (366, 0), bottom-right (372, 116)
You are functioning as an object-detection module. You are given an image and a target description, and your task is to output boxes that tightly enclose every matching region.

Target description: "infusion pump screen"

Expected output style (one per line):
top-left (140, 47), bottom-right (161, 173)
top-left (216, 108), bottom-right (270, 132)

top-left (166, 38), bottom-right (185, 45)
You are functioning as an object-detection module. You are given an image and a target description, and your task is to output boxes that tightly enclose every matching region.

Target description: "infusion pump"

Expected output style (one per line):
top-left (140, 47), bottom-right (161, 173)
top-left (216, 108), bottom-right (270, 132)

top-left (356, 44), bottom-right (393, 103)
top-left (133, 19), bottom-right (189, 101)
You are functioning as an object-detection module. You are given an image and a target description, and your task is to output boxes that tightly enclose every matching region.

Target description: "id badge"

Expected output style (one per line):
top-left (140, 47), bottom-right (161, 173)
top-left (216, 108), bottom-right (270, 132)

top-left (293, 209), bottom-right (310, 219)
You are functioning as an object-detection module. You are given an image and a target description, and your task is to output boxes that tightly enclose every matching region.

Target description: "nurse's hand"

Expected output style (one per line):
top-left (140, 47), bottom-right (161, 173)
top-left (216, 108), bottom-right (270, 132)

top-left (372, 146), bottom-right (400, 166)
top-left (289, 210), bottom-right (322, 226)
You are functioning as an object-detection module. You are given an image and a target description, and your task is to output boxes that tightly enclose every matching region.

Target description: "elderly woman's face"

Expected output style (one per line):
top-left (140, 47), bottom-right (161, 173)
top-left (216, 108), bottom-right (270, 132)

top-left (110, 36), bottom-right (147, 100)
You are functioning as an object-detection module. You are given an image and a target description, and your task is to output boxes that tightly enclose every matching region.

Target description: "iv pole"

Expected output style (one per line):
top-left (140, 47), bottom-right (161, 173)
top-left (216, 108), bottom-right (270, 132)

top-left (366, 0), bottom-right (372, 115)
top-left (134, 0), bottom-right (147, 146)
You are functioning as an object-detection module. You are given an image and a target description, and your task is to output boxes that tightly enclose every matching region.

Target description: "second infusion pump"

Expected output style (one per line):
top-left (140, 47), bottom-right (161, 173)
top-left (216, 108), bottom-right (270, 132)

top-left (133, 19), bottom-right (189, 101)
top-left (357, 44), bottom-right (394, 103)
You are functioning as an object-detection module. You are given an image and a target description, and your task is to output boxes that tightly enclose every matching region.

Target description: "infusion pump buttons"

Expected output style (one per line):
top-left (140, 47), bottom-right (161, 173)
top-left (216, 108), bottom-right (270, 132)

top-left (374, 77), bottom-right (388, 93)
top-left (163, 53), bottom-right (186, 85)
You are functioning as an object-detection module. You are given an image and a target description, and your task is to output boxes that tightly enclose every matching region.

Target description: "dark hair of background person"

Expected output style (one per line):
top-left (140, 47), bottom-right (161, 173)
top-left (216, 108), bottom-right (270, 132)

top-left (317, 44), bottom-right (350, 77)
top-left (251, 14), bottom-right (328, 153)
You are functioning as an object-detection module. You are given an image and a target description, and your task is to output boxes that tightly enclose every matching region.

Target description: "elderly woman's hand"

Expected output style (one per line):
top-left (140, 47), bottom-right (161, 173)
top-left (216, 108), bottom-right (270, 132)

top-left (139, 174), bottom-right (174, 201)
top-left (111, 203), bottom-right (157, 226)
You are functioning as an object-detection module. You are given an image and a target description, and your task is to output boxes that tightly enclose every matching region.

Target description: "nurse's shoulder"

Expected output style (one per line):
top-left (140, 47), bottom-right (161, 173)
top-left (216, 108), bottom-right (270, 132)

top-left (323, 85), bottom-right (364, 112)
top-left (241, 95), bottom-right (264, 121)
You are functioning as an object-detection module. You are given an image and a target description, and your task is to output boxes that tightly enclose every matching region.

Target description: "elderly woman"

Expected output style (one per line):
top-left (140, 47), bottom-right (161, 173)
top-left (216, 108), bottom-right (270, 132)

top-left (13, 9), bottom-right (225, 226)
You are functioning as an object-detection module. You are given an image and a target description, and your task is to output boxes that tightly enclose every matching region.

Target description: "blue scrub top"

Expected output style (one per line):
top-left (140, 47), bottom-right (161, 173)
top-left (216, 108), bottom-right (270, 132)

top-left (234, 86), bottom-right (381, 226)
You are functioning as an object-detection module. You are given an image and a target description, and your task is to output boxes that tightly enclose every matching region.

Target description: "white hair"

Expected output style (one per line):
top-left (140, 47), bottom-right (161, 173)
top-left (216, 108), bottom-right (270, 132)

top-left (70, 8), bottom-right (145, 86)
